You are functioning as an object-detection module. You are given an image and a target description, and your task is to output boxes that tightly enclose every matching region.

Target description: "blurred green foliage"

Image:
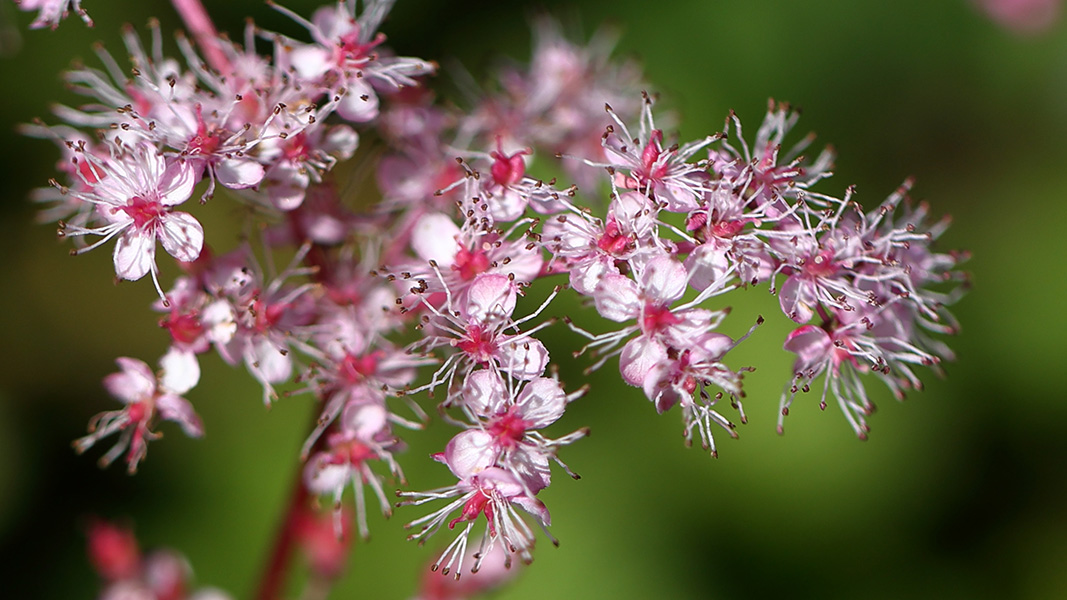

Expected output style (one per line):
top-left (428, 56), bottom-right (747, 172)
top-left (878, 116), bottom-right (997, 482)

top-left (1, 1), bottom-right (1065, 598)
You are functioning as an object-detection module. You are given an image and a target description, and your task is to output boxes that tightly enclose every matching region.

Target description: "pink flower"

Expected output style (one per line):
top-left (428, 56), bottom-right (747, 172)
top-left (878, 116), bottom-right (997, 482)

top-left (458, 371), bottom-right (586, 489)
top-left (399, 464), bottom-right (550, 576)
top-left (598, 94), bottom-right (715, 213)
top-left (58, 144), bottom-right (203, 301)
top-left (975, 0), bottom-right (1062, 33)
top-left (407, 273), bottom-right (554, 402)
top-left (74, 351), bottom-right (202, 473)
top-left (15, 0), bottom-right (92, 29)
top-left (271, 0), bottom-right (435, 123)
top-left (304, 400), bottom-right (403, 539)
top-left (592, 254), bottom-right (729, 387)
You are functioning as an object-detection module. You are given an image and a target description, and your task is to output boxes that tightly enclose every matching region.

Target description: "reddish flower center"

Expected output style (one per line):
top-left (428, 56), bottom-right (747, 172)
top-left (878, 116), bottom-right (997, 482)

top-left (455, 325), bottom-right (497, 363)
top-left (449, 490), bottom-right (495, 534)
top-left (121, 196), bottom-right (164, 229)
top-left (636, 129), bottom-right (669, 183)
top-left (252, 297), bottom-right (287, 333)
top-left (340, 352), bottom-right (381, 384)
top-left (642, 303), bottom-right (680, 334)
top-left (803, 249), bottom-right (838, 278)
top-left (596, 216), bottom-right (634, 255)
top-left (488, 408), bottom-right (528, 448)
top-left (335, 30), bottom-right (386, 67)
top-left (452, 246), bottom-right (491, 281)
top-left (711, 219), bottom-right (745, 238)
top-left (126, 401), bottom-right (149, 425)
top-left (162, 312), bottom-right (202, 345)
top-left (490, 142), bottom-right (529, 187)
top-left (283, 132), bottom-right (311, 162)
top-left (188, 104), bottom-right (221, 156)
top-left (87, 521), bottom-right (141, 581)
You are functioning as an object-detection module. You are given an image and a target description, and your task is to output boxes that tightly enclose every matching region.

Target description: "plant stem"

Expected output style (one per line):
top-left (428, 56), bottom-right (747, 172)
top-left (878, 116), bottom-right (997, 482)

top-left (254, 467), bottom-right (310, 600)
top-left (170, 0), bottom-right (232, 75)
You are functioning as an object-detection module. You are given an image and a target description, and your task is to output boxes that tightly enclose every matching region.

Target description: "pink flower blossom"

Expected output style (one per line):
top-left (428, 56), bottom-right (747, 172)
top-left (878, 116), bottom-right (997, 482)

top-left (58, 144), bottom-right (202, 300)
top-left (74, 352), bottom-right (202, 473)
top-left (15, 0), bottom-right (92, 29)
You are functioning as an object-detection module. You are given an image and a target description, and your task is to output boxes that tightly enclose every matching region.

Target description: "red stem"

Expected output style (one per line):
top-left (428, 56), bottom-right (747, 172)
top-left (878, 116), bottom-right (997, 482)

top-left (254, 471), bottom-right (310, 600)
top-left (170, 0), bottom-right (232, 75)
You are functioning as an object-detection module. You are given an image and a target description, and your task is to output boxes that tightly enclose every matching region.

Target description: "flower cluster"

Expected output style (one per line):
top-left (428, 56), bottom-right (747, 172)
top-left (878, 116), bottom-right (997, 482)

top-left (23, 0), bottom-right (967, 593)
top-left (86, 520), bottom-right (230, 600)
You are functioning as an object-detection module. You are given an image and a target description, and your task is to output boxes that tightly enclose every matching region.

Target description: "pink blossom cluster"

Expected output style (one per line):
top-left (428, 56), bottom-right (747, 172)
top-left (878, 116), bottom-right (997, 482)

top-left (86, 520), bottom-right (231, 600)
top-left (24, 0), bottom-right (967, 591)
top-left (14, 0), bottom-right (92, 30)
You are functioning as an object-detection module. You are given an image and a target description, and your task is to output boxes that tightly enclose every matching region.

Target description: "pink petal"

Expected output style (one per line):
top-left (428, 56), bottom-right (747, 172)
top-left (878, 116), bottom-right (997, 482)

top-left (685, 243), bottom-right (730, 291)
top-left (640, 254), bottom-right (687, 305)
top-left (508, 446), bottom-right (552, 492)
top-left (779, 275), bottom-right (815, 323)
top-left (410, 213), bottom-right (460, 266)
top-left (593, 274), bottom-right (641, 322)
top-left (461, 370), bottom-right (507, 417)
top-left (783, 325), bottom-right (832, 372)
top-left (570, 255), bottom-right (616, 296)
top-left (158, 212), bottom-right (204, 263)
top-left (495, 336), bottom-right (549, 380)
top-left (511, 493), bottom-right (551, 527)
top-left (463, 273), bottom-right (517, 324)
top-left (155, 393), bottom-right (204, 438)
top-left (216, 158), bottom-right (265, 189)
top-left (642, 362), bottom-right (683, 414)
top-left (341, 402), bottom-right (388, 442)
top-left (158, 159), bottom-right (196, 207)
top-left (619, 336), bottom-right (667, 387)
top-left (113, 227), bottom-right (155, 281)
top-left (445, 430), bottom-right (499, 480)
top-left (514, 377), bottom-right (566, 429)
top-left (103, 358), bottom-right (156, 404)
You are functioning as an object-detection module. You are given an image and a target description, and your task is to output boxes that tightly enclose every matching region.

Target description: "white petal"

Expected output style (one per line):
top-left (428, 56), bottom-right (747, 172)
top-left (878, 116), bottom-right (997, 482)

top-left (323, 125), bottom-right (359, 159)
top-left (248, 338), bottom-right (291, 383)
top-left (215, 158), bottom-right (265, 189)
top-left (593, 274), bottom-right (641, 322)
top-left (515, 377), bottom-right (566, 429)
top-left (463, 273), bottom-right (517, 324)
top-left (410, 213), bottom-right (460, 266)
top-left (289, 44), bottom-right (332, 81)
top-left (158, 212), bottom-right (204, 263)
top-left (113, 227), bottom-right (155, 281)
top-left (639, 254), bottom-right (687, 304)
top-left (304, 453), bottom-right (350, 496)
top-left (461, 369), bottom-right (507, 417)
top-left (158, 159), bottom-right (196, 206)
top-left (336, 80), bottom-right (379, 123)
top-left (159, 347), bottom-right (200, 395)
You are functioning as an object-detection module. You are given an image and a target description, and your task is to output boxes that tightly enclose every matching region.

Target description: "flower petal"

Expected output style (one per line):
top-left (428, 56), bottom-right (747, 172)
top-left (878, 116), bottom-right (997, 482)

top-left (113, 227), bottom-right (155, 281)
top-left (159, 347), bottom-right (200, 395)
top-left (514, 377), bottom-right (566, 429)
top-left (158, 212), bottom-right (204, 263)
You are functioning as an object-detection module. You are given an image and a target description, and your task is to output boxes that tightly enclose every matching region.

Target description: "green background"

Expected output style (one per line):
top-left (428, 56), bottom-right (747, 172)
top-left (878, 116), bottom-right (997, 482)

top-left (1, 1), bottom-right (1065, 598)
